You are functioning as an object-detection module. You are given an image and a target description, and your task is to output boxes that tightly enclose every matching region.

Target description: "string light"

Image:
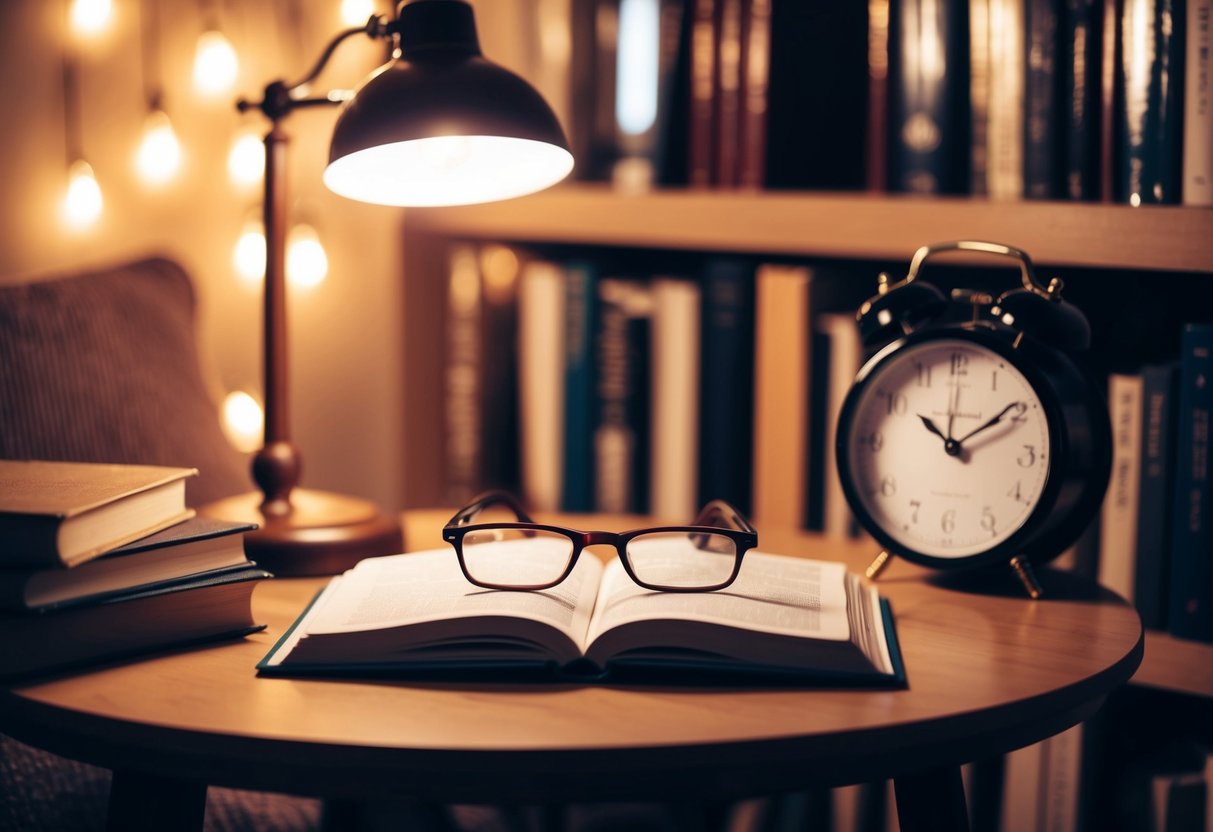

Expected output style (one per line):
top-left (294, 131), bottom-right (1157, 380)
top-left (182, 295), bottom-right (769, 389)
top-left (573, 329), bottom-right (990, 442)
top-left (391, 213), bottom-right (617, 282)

top-left (62, 159), bottom-right (103, 229)
top-left (233, 220), bottom-right (266, 283)
top-left (70, 0), bottom-right (114, 37)
top-left (134, 109), bottom-right (182, 185)
top-left (287, 224), bottom-right (328, 288)
top-left (193, 30), bottom-right (239, 96)
top-left (222, 391), bottom-right (264, 452)
top-left (227, 130), bottom-right (265, 187)
top-left (340, 0), bottom-right (375, 26)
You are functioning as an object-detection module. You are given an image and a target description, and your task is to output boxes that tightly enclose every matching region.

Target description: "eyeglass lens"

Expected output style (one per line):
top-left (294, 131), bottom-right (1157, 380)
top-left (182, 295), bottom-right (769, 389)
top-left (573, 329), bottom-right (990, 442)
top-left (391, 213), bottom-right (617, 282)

top-left (624, 531), bottom-right (738, 588)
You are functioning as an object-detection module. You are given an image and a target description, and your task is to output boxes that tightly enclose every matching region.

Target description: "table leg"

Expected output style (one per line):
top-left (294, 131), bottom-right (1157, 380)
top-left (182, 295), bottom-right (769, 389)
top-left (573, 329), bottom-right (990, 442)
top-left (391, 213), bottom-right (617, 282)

top-left (892, 765), bottom-right (970, 832)
top-left (106, 770), bottom-right (207, 832)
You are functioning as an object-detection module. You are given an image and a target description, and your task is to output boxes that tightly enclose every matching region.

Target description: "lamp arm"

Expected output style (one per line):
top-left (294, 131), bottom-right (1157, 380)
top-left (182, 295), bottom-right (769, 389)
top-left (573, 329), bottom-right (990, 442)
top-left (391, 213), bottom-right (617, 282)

top-left (285, 16), bottom-right (390, 95)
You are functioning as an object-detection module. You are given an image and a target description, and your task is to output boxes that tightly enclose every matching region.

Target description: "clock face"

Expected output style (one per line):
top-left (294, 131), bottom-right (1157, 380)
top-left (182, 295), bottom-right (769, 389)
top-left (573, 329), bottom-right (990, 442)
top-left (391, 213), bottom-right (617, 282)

top-left (843, 337), bottom-right (1052, 559)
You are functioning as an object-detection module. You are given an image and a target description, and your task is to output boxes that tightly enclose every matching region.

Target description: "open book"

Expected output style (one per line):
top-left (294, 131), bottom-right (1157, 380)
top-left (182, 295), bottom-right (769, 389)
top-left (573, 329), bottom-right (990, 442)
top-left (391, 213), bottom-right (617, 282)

top-left (258, 545), bottom-right (905, 684)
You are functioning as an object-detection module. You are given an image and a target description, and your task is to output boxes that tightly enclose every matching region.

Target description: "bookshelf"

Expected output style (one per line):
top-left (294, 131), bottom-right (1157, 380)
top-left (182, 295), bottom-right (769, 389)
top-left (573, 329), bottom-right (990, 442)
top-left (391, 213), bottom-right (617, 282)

top-left (398, 184), bottom-right (1213, 704)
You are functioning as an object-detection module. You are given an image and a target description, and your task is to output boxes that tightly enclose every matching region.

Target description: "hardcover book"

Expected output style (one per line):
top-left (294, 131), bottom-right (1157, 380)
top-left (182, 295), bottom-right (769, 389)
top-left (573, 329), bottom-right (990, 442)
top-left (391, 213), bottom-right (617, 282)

top-left (0, 516), bottom-right (256, 612)
top-left (258, 547), bottom-right (905, 685)
top-left (0, 460), bottom-right (197, 568)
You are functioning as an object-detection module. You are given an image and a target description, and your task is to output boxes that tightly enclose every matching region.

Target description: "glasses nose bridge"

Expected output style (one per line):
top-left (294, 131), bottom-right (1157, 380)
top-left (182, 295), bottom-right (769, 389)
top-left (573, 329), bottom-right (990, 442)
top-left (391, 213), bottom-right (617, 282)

top-left (582, 530), bottom-right (622, 548)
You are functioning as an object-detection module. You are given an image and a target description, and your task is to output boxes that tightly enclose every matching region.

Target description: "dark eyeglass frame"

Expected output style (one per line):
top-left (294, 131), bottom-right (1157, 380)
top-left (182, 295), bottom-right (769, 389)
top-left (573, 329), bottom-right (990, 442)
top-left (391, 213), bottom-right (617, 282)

top-left (442, 490), bottom-right (758, 592)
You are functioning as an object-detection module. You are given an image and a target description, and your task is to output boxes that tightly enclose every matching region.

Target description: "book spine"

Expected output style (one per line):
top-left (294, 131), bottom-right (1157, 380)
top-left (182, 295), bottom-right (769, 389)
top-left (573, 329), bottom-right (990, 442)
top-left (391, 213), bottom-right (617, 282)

top-left (888, 0), bottom-right (971, 194)
top-left (1063, 0), bottom-right (1104, 199)
top-left (1024, 0), bottom-right (1062, 199)
top-left (561, 261), bottom-right (598, 513)
top-left (1099, 372), bottom-right (1144, 602)
top-left (804, 328), bottom-right (832, 532)
top-left (988, 0), bottom-right (1026, 199)
top-left (737, 0), bottom-right (772, 188)
top-left (442, 245), bottom-right (483, 504)
top-left (1168, 324), bottom-right (1213, 643)
top-left (970, 0), bottom-right (992, 196)
top-left (869, 0), bottom-right (893, 191)
top-left (649, 278), bottom-right (702, 521)
top-left (1118, 0), bottom-right (1185, 204)
top-left (593, 278), bottom-right (653, 514)
top-left (0, 514), bottom-right (64, 567)
top-left (1134, 362), bottom-right (1178, 629)
top-left (517, 260), bottom-right (566, 513)
top-left (697, 258), bottom-right (756, 514)
top-left (818, 313), bottom-right (865, 539)
top-left (477, 244), bottom-right (522, 493)
top-left (1184, 0), bottom-right (1213, 205)
top-left (714, 0), bottom-right (745, 187)
top-left (689, 0), bottom-right (721, 187)
top-left (1100, 0), bottom-right (1121, 200)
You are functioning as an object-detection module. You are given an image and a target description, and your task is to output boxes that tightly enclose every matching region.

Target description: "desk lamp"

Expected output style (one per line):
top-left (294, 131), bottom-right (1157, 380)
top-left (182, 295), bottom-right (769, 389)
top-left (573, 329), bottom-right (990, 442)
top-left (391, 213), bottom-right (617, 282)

top-left (204, 0), bottom-right (573, 576)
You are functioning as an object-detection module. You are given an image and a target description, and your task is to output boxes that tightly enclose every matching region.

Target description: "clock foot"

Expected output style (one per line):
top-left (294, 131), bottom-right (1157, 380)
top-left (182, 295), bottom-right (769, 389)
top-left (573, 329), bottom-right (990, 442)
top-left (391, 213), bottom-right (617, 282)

top-left (866, 550), bottom-right (893, 580)
top-left (1009, 555), bottom-right (1043, 599)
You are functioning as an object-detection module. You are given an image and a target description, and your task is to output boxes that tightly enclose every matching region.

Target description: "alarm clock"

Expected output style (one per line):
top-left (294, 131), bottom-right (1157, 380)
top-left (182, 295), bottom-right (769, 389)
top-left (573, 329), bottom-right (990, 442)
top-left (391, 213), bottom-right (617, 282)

top-left (835, 241), bottom-right (1111, 598)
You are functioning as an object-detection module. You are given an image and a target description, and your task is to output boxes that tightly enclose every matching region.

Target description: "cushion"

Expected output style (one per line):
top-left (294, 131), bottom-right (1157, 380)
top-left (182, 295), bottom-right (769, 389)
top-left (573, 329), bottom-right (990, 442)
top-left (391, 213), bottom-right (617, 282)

top-left (0, 256), bottom-right (252, 506)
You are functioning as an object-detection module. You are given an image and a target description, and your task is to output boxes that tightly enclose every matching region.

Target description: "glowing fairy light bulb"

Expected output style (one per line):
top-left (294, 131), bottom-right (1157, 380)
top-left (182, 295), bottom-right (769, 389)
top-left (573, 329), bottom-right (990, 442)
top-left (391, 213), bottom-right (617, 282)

top-left (135, 109), bottom-right (182, 185)
top-left (340, 0), bottom-right (375, 26)
top-left (287, 224), bottom-right (328, 288)
top-left (222, 390), bottom-right (264, 452)
top-left (227, 131), bottom-right (264, 188)
top-left (193, 30), bottom-right (239, 96)
top-left (62, 159), bottom-right (103, 229)
top-left (233, 222), bottom-right (266, 283)
top-left (70, 0), bottom-right (113, 37)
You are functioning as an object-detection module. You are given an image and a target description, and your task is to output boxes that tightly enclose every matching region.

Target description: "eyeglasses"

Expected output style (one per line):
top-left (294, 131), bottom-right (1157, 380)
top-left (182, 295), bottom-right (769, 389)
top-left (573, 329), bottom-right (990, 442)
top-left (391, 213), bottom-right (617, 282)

top-left (442, 491), bottom-right (758, 592)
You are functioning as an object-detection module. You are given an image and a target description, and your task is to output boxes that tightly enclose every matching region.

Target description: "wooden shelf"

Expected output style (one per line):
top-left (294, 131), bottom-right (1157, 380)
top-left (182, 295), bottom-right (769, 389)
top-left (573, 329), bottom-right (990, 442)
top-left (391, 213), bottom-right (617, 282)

top-left (1135, 630), bottom-right (1213, 699)
top-left (406, 185), bottom-right (1213, 274)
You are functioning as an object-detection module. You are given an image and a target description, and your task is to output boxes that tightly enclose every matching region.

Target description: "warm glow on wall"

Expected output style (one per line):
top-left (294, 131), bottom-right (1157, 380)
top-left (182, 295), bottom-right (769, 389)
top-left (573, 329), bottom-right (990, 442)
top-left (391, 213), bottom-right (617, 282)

top-left (287, 224), bottom-right (328, 288)
top-left (233, 221), bottom-right (266, 283)
top-left (134, 109), bottom-right (182, 185)
top-left (340, 0), bottom-right (376, 26)
top-left (227, 130), bottom-right (264, 187)
top-left (222, 390), bottom-right (264, 453)
top-left (193, 30), bottom-right (239, 96)
top-left (62, 159), bottom-right (103, 229)
top-left (70, 0), bottom-right (114, 38)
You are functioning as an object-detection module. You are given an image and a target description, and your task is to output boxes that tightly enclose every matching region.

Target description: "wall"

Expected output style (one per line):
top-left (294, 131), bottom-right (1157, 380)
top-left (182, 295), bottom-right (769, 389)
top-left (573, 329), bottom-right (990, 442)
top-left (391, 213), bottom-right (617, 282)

top-left (0, 0), bottom-right (569, 513)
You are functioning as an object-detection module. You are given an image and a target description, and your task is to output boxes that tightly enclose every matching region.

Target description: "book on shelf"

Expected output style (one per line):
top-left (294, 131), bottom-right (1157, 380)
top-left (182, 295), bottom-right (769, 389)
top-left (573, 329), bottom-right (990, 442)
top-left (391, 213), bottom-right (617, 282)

top-left (648, 276), bottom-right (702, 521)
top-left (887, 0), bottom-right (971, 194)
top-left (688, 0), bottom-right (721, 187)
top-left (1134, 362), bottom-right (1179, 630)
top-left (0, 516), bottom-right (256, 612)
top-left (0, 459), bottom-right (197, 568)
top-left (1024, 0), bottom-right (1062, 199)
top-left (1118, 0), bottom-right (1185, 204)
top-left (0, 565), bottom-right (268, 681)
top-left (1099, 372), bottom-right (1145, 602)
top-left (517, 258), bottom-right (567, 513)
top-left (817, 312), bottom-right (864, 540)
top-left (1185, 0), bottom-right (1213, 206)
top-left (979, 0), bottom-right (1026, 199)
top-left (258, 546), bottom-right (905, 685)
top-left (1168, 323), bottom-right (1213, 643)
top-left (561, 260), bottom-right (598, 513)
top-left (697, 257), bottom-right (756, 514)
top-left (1063, 0), bottom-right (1105, 200)
top-left (593, 277), bottom-right (653, 514)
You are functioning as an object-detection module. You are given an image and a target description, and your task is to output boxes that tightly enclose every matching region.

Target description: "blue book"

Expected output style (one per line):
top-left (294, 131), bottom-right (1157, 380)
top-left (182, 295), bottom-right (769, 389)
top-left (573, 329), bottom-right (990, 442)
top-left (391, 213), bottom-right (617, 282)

top-left (1134, 363), bottom-right (1178, 629)
top-left (697, 258), bottom-right (756, 514)
top-left (1167, 324), bottom-right (1213, 642)
top-left (560, 261), bottom-right (597, 512)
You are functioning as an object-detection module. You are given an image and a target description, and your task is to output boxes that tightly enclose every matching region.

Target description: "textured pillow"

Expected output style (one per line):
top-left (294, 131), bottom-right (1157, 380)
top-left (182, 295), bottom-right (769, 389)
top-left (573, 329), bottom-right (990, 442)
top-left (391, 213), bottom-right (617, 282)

top-left (0, 256), bottom-right (251, 506)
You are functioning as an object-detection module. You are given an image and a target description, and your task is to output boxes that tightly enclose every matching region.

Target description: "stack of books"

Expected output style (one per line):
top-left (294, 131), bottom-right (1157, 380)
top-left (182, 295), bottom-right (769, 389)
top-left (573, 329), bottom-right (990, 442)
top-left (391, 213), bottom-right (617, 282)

top-left (0, 459), bottom-right (269, 681)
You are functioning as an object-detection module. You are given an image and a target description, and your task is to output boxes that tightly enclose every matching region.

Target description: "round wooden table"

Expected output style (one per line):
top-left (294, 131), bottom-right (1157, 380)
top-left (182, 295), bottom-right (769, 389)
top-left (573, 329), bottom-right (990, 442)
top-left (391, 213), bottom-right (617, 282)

top-left (0, 516), bottom-right (1143, 831)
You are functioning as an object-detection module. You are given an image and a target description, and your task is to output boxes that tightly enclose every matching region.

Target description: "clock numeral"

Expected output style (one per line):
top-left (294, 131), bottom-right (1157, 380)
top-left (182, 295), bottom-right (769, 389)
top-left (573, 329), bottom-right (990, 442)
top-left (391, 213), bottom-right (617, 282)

top-left (914, 361), bottom-right (932, 388)
top-left (991, 370), bottom-right (998, 392)
top-left (880, 391), bottom-right (908, 416)
top-left (880, 476), bottom-right (897, 497)
top-left (1010, 402), bottom-right (1028, 423)
top-left (950, 352), bottom-right (969, 377)
top-left (863, 431), bottom-right (884, 452)
top-left (941, 509), bottom-right (957, 534)
top-left (981, 507), bottom-right (997, 537)
top-left (909, 499), bottom-right (921, 524)
top-left (1017, 445), bottom-right (1037, 468)
top-left (1007, 480), bottom-right (1026, 503)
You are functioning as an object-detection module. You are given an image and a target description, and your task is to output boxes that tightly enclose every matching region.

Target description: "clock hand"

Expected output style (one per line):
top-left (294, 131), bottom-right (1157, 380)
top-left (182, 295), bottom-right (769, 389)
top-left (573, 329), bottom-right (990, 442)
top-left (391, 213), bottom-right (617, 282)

top-left (918, 414), bottom-right (963, 457)
top-left (954, 402), bottom-right (1025, 446)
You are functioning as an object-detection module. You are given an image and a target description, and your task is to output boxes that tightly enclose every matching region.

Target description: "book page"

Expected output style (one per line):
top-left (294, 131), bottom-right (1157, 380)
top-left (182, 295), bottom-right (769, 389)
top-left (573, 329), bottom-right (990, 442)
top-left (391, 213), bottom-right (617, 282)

top-left (585, 548), bottom-right (852, 646)
top-left (294, 546), bottom-right (603, 648)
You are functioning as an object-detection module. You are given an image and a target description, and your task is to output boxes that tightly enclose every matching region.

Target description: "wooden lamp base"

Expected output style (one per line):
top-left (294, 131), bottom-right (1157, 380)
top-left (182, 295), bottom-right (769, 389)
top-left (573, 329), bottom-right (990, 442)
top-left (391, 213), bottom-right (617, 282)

top-left (201, 489), bottom-right (404, 577)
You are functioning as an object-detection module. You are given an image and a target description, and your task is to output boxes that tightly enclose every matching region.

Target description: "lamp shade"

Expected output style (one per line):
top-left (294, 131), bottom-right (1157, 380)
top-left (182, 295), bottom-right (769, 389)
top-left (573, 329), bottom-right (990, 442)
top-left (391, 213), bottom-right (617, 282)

top-left (324, 0), bottom-right (574, 207)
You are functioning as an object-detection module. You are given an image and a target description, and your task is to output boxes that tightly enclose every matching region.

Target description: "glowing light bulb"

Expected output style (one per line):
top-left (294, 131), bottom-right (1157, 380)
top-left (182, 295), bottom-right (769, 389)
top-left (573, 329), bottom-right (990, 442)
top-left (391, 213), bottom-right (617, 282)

top-left (135, 109), bottom-right (182, 185)
top-left (70, 0), bottom-right (113, 37)
top-left (227, 131), bottom-right (264, 187)
top-left (233, 223), bottom-right (266, 283)
top-left (287, 224), bottom-right (328, 288)
top-left (222, 391), bottom-right (264, 452)
top-left (193, 30), bottom-right (239, 96)
top-left (62, 159), bottom-right (103, 229)
top-left (340, 0), bottom-right (375, 26)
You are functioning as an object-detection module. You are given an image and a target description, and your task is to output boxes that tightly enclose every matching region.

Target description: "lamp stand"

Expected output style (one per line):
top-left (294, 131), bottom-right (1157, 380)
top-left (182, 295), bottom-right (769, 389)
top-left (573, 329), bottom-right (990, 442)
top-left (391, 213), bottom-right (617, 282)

top-left (202, 30), bottom-right (404, 576)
